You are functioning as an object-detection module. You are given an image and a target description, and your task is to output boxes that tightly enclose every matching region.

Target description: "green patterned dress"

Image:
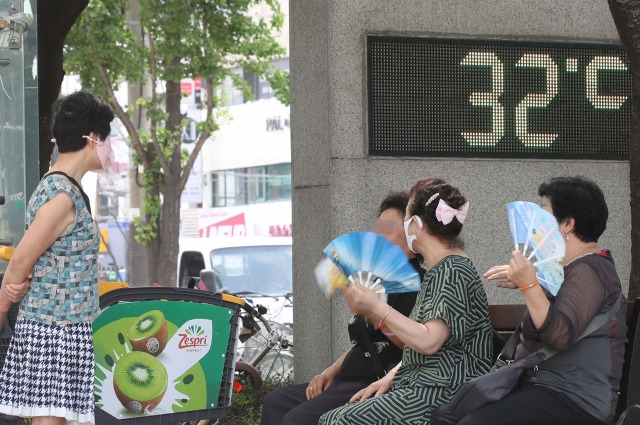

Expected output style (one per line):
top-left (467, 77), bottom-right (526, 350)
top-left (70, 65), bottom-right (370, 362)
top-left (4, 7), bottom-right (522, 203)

top-left (319, 255), bottom-right (493, 425)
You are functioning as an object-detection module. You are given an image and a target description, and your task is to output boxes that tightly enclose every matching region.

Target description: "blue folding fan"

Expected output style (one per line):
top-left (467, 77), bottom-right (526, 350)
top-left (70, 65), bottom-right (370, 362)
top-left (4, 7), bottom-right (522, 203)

top-left (321, 231), bottom-right (421, 295)
top-left (507, 201), bottom-right (565, 295)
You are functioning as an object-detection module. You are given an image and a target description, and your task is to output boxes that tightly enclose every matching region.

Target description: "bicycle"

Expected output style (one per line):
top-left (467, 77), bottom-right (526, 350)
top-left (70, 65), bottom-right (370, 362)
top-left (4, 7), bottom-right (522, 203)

top-left (181, 296), bottom-right (293, 425)
top-left (235, 300), bottom-right (294, 392)
top-left (188, 273), bottom-right (294, 390)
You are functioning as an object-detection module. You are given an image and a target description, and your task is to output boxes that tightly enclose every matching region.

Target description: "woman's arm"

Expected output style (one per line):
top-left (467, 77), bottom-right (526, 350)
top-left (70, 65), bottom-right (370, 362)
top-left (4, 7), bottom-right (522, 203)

top-left (493, 250), bottom-right (550, 328)
top-left (1, 193), bottom-right (75, 289)
top-left (508, 251), bottom-right (550, 328)
top-left (381, 292), bottom-right (418, 349)
top-left (320, 349), bottom-right (349, 380)
top-left (379, 326), bottom-right (404, 349)
top-left (531, 263), bottom-right (605, 350)
top-left (0, 275), bottom-right (31, 328)
top-left (0, 275), bottom-right (31, 303)
top-left (376, 306), bottom-right (450, 355)
top-left (346, 281), bottom-right (450, 355)
top-left (306, 350), bottom-right (350, 399)
top-left (349, 362), bottom-right (401, 402)
top-left (0, 192), bottom-right (72, 327)
top-left (489, 251), bottom-right (606, 349)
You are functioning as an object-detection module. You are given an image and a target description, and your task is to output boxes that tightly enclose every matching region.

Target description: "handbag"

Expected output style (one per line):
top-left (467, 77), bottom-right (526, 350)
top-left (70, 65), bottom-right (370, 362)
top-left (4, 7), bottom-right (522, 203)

top-left (435, 295), bottom-right (622, 424)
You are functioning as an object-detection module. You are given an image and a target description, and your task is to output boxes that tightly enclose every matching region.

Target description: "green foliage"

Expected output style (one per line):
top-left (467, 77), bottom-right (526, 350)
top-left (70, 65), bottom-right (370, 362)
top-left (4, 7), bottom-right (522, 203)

top-left (64, 0), bottom-right (147, 99)
top-left (133, 154), bottom-right (161, 244)
top-left (217, 376), bottom-right (295, 425)
top-left (63, 0), bottom-right (291, 257)
top-left (265, 69), bottom-right (290, 106)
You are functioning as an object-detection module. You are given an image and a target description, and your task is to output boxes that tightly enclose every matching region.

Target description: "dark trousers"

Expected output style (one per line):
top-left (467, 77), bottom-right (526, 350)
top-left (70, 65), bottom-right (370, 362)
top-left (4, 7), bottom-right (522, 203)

top-left (261, 379), bottom-right (368, 425)
top-left (431, 384), bottom-right (604, 425)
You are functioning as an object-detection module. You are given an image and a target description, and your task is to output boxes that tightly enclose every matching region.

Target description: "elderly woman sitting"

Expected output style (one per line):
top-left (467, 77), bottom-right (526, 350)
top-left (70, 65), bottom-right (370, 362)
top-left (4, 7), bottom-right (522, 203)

top-left (433, 176), bottom-right (628, 425)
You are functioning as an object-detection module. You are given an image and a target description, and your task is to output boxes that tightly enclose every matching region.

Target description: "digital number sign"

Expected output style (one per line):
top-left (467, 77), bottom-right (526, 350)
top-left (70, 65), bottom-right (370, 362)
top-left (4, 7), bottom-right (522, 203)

top-left (367, 36), bottom-right (632, 159)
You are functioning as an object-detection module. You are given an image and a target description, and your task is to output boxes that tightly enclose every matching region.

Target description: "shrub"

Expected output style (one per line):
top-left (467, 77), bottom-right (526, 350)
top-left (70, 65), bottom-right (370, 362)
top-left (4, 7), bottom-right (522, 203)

top-left (217, 375), bottom-right (295, 425)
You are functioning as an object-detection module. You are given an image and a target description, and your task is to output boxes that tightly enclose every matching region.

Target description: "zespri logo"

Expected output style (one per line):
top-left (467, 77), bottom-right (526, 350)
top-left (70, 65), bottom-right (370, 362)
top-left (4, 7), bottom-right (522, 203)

top-left (178, 324), bottom-right (209, 349)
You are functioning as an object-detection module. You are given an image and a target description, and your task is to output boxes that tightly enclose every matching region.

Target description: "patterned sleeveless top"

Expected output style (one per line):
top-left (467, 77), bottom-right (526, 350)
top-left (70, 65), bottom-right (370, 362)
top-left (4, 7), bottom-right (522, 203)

top-left (393, 255), bottom-right (493, 390)
top-left (18, 175), bottom-right (100, 325)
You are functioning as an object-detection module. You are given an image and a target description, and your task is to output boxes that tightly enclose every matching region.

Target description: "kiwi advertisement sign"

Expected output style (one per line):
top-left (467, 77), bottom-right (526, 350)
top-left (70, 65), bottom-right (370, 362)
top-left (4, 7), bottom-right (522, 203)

top-left (93, 300), bottom-right (237, 420)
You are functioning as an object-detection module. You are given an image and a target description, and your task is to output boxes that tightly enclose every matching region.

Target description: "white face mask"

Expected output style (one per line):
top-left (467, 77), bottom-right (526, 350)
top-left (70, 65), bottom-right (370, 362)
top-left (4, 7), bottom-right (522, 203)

top-left (403, 215), bottom-right (423, 254)
top-left (83, 135), bottom-right (115, 173)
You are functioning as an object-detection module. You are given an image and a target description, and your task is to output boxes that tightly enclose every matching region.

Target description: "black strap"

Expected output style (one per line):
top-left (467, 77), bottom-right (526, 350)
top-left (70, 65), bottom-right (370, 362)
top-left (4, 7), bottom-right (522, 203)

top-left (495, 323), bottom-right (522, 366)
top-left (45, 171), bottom-right (92, 213)
top-left (538, 294), bottom-right (622, 360)
top-left (355, 317), bottom-right (386, 379)
top-left (497, 294), bottom-right (623, 366)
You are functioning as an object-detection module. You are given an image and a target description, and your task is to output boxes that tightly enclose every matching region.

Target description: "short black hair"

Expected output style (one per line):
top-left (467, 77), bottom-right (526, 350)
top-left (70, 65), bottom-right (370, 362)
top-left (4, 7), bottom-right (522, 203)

top-left (538, 176), bottom-right (608, 243)
top-left (378, 191), bottom-right (411, 217)
top-left (51, 91), bottom-right (114, 153)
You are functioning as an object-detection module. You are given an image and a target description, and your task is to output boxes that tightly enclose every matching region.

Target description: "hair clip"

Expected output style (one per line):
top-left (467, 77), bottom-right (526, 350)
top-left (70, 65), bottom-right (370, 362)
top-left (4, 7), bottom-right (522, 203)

top-left (425, 193), bottom-right (439, 208)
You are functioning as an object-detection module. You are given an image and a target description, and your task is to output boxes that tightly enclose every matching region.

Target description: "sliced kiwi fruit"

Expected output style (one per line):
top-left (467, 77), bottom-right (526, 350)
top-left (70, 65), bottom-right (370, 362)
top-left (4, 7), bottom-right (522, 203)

top-left (113, 351), bottom-right (168, 413)
top-left (128, 310), bottom-right (168, 355)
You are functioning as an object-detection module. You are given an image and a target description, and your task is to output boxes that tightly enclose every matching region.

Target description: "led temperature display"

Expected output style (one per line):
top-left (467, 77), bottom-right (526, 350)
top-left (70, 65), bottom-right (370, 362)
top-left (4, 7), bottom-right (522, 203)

top-left (367, 36), bottom-right (632, 159)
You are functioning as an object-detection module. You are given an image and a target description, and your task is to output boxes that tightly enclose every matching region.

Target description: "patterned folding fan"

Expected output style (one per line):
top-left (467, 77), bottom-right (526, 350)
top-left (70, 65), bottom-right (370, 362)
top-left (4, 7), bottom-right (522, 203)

top-left (507, 201), bottom-right (565, 295)
top-left (318, 231), bottom-right (420, 297)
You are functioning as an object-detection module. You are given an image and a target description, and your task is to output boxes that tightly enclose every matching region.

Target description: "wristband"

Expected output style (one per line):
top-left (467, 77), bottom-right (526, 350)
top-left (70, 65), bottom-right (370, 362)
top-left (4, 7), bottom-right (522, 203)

top-left (376, 308), bottom-right (392, 330)
top-left (518, 279), bottom-right (539, 291)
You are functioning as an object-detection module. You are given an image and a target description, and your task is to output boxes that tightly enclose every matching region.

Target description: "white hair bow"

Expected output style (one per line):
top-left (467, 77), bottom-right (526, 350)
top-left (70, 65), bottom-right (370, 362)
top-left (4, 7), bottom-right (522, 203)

top-left (435, 199), bottom-right (470, 225)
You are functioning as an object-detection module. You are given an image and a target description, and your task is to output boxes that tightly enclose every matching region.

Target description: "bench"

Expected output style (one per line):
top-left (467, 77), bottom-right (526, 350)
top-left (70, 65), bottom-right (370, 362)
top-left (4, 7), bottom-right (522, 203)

top-left (489, 298), bottom-right (640, 423)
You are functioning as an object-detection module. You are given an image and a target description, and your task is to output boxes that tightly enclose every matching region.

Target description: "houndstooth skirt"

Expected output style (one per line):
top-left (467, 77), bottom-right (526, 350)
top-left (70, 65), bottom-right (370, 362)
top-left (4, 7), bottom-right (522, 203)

top-left (0, 317), bottom-right (95, 424)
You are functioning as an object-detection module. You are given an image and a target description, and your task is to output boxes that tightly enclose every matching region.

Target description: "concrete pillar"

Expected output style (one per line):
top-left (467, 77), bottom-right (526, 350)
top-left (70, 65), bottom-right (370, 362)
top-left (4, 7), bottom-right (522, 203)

top-left (290, 0), bottom-right (629, 382)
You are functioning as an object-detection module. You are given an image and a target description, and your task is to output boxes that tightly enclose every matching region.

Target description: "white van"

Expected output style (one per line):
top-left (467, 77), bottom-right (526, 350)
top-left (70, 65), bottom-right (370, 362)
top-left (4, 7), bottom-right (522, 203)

top-left (177, 237), bottom-right (293, 324)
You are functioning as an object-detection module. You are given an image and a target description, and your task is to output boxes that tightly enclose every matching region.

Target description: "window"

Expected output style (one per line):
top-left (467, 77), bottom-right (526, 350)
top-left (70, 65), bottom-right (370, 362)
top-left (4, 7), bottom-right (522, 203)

top-left (211, 163), bottom-right (291, 207)
top-left (265, 164), bottom-right (291, 201)
top-left (255, 168), bottom-right (266, 202)
top-left (211, 171), bottom-right (237, 207)
top-left (210, 245), bottom-right (293, 295)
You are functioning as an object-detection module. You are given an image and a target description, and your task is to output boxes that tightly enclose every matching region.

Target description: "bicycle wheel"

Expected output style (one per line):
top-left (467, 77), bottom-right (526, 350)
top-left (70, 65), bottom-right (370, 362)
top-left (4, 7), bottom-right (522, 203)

top-left (234, 361), bottom-right (263, 391)
top-left (256, 351), bottom-right (294, 382)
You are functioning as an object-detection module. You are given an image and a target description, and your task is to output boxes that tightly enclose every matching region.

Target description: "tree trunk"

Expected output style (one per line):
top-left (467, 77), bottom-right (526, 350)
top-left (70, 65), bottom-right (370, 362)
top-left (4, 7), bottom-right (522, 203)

top-left (37, 0), bottom-right (88, 178)
top-left (144, 183), bottom-right (161, 285)
top-left (148, 186), bottom-right (181, 286)
top-left (608, 0), bottom-right (640, 300)
top-left (146, 75), bottom-right (182, 287)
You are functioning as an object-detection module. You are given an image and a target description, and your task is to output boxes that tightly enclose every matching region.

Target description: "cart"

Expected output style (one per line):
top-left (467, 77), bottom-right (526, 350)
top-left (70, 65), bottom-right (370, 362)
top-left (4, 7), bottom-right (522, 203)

top-left (95, 287), bottom-right (244, 425)
top-left (0, 286), bottom-right (244, 425)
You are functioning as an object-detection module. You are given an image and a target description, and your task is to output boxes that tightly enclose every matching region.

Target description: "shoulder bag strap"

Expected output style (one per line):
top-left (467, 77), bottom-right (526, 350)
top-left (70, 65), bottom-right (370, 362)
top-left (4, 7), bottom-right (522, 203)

top-left (538, 294), bottom-right (622, 360)
top-left (495, 324), bottom-right (522, 366)
top-left (45, 171), bottom-right (92, 213)
top-left (356, 318), bottom-right (386, 379)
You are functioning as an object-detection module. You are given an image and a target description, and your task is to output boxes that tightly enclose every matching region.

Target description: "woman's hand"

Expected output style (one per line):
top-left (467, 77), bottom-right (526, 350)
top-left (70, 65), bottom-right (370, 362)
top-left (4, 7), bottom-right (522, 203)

top-left (0, 273), bottom-right (32, 303)
top-left (345, 280), bottom-right (385, 317)
top-left (306, 372), bottom-right (334, 400)
top-left (349, 372), bottom-right (394, 403)
top-left (484, 264), bottom-right (518, 289)
top-left (507, 250), bottom-right (537, 289)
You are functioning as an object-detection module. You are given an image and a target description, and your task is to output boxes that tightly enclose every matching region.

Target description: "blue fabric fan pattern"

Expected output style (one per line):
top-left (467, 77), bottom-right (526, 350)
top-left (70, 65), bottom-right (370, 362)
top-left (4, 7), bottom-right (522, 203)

top-left (322, 231), bottom-right (421, 293)
top-left (506, 201), bottom-right (565, 295)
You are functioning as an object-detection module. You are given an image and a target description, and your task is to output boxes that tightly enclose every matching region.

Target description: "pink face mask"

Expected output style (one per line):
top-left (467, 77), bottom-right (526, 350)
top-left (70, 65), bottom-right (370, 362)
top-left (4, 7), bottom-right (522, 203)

top-left (83, 135), bottom-right (115, 173)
